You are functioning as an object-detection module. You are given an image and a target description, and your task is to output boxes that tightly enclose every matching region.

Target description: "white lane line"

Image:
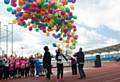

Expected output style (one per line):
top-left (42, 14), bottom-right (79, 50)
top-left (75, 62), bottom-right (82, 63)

top-left (104, 78), bottom-right (120, 82)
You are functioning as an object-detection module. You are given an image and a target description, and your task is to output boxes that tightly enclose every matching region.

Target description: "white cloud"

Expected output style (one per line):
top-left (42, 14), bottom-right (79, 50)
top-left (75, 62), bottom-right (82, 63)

top-left (75, 25), bottom-right (118, 51)
top-left (74, 0), bottom-right (120, 31)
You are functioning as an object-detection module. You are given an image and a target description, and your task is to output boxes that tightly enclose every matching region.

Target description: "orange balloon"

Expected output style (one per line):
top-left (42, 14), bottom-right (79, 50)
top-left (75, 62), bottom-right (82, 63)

top-left (16, 7), bottom-right (21, 12)
top-left (63, 0), bottom-right (68, 5)
top-left (66, 44), bottom-right (69, 48)
top-left (22, 13), bottom-right (29, 19)
top-left (17, 20), bottom-right (22, 25)
top-left (36, 0), bottom-right (42, 4)
top-left (63, 13), bottom-right (69, 18)
top-left (66, 39), bottom-right (69, 43)
top-left (27, 22), bottom-right (31, 26)
top-left (18, 0), bottom-right (25, 6)
top-left (68, 23), bottom-right (72, 27)
top-left (69, 20), bottom-right (74, 23)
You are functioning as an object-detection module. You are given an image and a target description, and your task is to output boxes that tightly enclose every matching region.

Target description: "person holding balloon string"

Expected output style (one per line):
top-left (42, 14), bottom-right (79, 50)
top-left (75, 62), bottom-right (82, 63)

top-left (55, 48), bottom-right (68, 82)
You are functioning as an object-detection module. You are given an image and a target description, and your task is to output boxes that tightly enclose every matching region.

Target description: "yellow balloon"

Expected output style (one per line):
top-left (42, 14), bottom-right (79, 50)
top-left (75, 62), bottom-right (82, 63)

top-left (51, 0), bottom-right (58, 3)
top-left (70, 5), bottom-right (75, 10)
top-left (48, 14), bottom-right (52, 17)
top-left (53, 26), bottom-right (57, 30)
top-left (46, 32), bottom-right (50, 36)
top-left (57, 3), bottom-right (62, 8)
top-left (57, 44), bottom-right (60, 48)
top-left (12, 19), bottom-right (17, 24)
top-left (32, 24), bottom-right (37, 28)
top-left (60, 6), bottom-right (65, 11)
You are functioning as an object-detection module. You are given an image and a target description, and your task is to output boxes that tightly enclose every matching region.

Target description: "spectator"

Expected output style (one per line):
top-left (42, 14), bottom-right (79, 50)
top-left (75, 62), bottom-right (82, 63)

top-left (0, 55), bottom-right (4, 80)
top-left (70, 56), bottom-right (77, 75)
top-left (29, 55), bottom-right (35, 77)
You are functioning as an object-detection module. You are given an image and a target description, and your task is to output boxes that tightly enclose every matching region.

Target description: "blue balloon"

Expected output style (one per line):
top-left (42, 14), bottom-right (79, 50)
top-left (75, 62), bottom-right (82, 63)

top-left (4, 0), bottom-right (10, 4)
top-left (68, 0), bottom-right (73, 2)
top-left (18, 12), bottom-right (23, 17)
top-left (66, 16), bottom-right (72, 20)
top-left (64, 22), bottom-right (68, 25)
top-left (12, 9), bottom-right (17, 14)
top-left (31, 20), bottom-right (35, 24)
top-left (28, 0), bottom-right (34, 2)
top-left (53, 43), bottom-right (57, 47)
top-left (26, 3), bottom-right (31, 9)
top-left (55, 34), bottom-right (61, 39)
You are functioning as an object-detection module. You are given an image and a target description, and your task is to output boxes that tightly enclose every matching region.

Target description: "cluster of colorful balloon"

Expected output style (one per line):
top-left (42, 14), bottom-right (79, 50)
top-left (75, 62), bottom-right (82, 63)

top-left (4, 0), bottom-right (78, 49)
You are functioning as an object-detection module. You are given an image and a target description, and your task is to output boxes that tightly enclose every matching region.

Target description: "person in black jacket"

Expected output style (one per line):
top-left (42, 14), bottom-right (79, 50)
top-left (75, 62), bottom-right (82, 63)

top-left (0, 56), bottom-right (4, 80)
top-left (74, 48), bottom-right (86, 80)
top-left (56, 48), bottom-right (68, 82)
top-left (43, 46), bottom-right (52, 80)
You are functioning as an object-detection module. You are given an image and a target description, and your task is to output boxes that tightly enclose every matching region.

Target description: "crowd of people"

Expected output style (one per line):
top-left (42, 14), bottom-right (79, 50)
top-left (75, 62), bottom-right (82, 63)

top-left (0, 46), bottom-right (86, 82)
top-left (0, 54), bottom-right (44, 80)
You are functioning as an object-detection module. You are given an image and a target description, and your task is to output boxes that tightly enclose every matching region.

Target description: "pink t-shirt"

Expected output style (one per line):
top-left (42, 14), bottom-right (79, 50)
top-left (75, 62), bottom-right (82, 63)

top-left (20, 60), bottom-right (26, 69)
top-left (15, 60), bottom-right (20, 68)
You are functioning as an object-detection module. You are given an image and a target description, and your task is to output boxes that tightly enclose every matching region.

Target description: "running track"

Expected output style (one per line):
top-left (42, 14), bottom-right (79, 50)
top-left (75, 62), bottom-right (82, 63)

top-left (0, 62), bottom-right (120, 82)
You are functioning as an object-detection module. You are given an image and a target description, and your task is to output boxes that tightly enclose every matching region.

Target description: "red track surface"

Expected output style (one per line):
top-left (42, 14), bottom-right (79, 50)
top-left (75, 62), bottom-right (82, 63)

top-left (0, 62), bottom-right (120, 82)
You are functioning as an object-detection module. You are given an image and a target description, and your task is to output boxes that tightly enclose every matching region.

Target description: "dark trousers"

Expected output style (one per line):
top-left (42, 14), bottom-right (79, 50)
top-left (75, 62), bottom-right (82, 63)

top-left (9, 70), bottom-right (14, 77)
top-left (0, 68), bottom-right (4, 80)
top-left (46, 67), bottom-right (51, 79)
top-left (57, 63), bottom-right (63, 79)
top-left (72, 64), bottom-right (77, 75)
top-left (30, 67), bottom-right (35, 77)
top-left (15, 68), bottom-right (21, 77)
top-left (25, 67), bottom-right (29, 77)
top-left (78, 64), bottom-right (86, 79)
top-left (3, 67), bottom-right (9, 79)
top-left (20, 69), bottom-right (25, 77)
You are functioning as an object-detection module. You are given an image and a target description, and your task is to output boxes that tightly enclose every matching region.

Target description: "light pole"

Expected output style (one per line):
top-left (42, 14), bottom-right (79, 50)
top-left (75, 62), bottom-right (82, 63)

top-left (4, 25), bottom-right (8, 55)
top-left (9, 23), bottom-right (14, 55)
top-left (0, 21), bottom-right (1, 55)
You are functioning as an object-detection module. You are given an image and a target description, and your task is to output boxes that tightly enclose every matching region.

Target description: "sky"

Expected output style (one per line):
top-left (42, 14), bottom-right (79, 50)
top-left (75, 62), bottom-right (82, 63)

top-left (0, 0), bottom-right (120, 57)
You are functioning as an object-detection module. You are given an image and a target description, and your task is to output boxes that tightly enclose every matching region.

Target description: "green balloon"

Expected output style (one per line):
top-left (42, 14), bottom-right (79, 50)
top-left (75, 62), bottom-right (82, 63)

top-left (48, 26), bottom-right (52, 29)
top-left (35, 28), bottom-right (40, 32)
top-left (58, 15), bottom-right (62, 19)
top-left (66, 7), bottom-right (70, 13)
top-left (67, 26), bottom-right (72, 31)
top-left (52, 5), bottom-right (57, 10)
top-left (72, 42), bottom-right (76, 46)
top-left (56, 20), bottom-right (62, 25)
top-left (19, 6), bottom-right (23, 9)
top-left (61, 29), bottom-right (64, 32)
top-left (24, 25), bottom-right (27, 28)
top-left (73, 15), bottom-right (77, 19)
top-left (7, 7), bottom-right (12, 12)
top-left (63, 34), bottom-right (67, 37)
top-left (42, 3), bottom-right (49, 9)
top-left (35, 22), bottom-right (40, 25)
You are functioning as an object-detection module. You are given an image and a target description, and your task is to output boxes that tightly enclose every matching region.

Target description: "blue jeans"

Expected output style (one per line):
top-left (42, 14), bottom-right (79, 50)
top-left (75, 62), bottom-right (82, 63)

top-left (78, 63), bottom-right (86, 79)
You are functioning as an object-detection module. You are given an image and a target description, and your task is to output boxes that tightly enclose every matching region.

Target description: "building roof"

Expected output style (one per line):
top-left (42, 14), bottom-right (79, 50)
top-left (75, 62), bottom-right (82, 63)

top-left (85, 43), bottom-right (120, 54)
